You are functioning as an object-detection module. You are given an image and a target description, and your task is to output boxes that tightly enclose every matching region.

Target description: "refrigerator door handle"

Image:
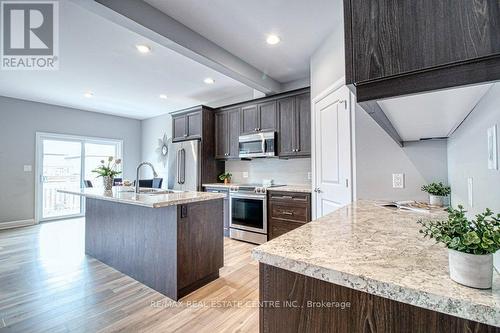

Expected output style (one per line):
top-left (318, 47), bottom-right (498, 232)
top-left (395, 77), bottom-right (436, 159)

top-left (177, 149), bottom-right (181, 184)
top-left (177, 148), bottom-right (186, 184)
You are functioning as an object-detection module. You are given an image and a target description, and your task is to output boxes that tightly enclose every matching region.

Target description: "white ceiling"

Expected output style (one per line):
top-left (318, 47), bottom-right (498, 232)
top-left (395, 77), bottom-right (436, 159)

top-left (144, 0), bottom-right (342, 83)
top-left (0, 1), bottom-right (254, 119)
top-left (379, 84), bottom-right (493, 141)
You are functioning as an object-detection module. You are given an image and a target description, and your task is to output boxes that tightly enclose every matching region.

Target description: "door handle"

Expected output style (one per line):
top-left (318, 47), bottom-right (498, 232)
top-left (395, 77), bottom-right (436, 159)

top-left (179, 149), bottom-right (185, 184)
top-left (177, 149), bottom-right (186, 184)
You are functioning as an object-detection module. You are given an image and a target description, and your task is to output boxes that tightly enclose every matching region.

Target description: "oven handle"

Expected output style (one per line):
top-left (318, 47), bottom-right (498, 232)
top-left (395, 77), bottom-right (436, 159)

top-left (230, 193), bottom-right (266, 200)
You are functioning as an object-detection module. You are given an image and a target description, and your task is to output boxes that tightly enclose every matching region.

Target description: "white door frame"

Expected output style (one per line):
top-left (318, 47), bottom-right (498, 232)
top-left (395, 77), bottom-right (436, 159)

top-left (35, 132), bottom-right (123, 223)
top-left (311, 77), bottom-right (355, 219)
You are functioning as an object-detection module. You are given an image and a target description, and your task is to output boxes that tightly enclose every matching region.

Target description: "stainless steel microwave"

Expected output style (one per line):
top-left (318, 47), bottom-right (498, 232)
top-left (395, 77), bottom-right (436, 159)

top-left (238, 132), bottom-right (276, 158)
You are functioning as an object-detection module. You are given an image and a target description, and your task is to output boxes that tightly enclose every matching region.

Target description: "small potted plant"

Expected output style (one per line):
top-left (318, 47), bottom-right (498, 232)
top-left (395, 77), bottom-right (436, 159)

top-left (92, 157), bottom-right (122, 191)
top-left (218, 172), bottom-right (232, 185)
top-left (421, 182), bottom-right (451, 207)
top-left (418, 205), bottom-right (500, 289)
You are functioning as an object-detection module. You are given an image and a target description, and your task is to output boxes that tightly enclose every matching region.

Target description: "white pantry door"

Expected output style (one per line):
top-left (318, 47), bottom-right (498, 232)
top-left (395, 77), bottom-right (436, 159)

top-left (312, 85), bottom-right (353, 219)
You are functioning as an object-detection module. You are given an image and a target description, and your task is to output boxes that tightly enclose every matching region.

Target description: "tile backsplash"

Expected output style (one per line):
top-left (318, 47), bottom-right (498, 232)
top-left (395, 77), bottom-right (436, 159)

top-left (225, 158), bottom-right (311, 185)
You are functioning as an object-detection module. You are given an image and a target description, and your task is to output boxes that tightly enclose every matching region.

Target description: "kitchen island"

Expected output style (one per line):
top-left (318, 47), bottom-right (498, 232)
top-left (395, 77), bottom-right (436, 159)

top-left (252, 200), bottom-right (500, 332)
top-left (61, 187), bottom-right (225, 301)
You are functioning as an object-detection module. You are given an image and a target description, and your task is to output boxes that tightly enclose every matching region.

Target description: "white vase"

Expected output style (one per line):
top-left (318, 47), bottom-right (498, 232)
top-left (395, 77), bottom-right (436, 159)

top-left (448, 249), bottom-right (493, 289)
top-left (429, 194), bottom-right (445, 207)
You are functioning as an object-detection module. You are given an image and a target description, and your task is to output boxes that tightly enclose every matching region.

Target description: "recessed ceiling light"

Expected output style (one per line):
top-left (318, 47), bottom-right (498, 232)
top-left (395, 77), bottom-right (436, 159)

top-left (84, 91), bottom-right (94, 98)
top-left (159, 94), bottom-right (168, 100)
top-left (266, 34), bottom-right (281, 45)
top-left (136, 44), bottom-right (152, 54)
top-left (204, 78), bottom-right (215, 84)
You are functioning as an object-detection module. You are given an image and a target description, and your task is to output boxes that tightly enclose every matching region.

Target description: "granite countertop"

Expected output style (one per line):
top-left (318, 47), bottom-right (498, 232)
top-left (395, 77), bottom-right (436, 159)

top-left (252, 200), bottom-right (500, 327)
top-left (202, 183), bottom-right (233, 188)
top-left (203, 183), bottom-right (312, 193)
top-left (266, 184), bottom-right (312, 193)
top-left (59, 187), bottom-right (226, 208)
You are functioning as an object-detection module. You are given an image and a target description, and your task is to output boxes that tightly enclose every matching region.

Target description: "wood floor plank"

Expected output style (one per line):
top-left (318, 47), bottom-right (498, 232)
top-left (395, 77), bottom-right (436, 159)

top-left (0, 218), bottom-right (259, 333)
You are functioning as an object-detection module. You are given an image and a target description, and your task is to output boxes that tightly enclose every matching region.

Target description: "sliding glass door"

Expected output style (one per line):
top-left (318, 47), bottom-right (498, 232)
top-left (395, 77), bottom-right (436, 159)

top-left (36, 133), bottom-right (122, 222)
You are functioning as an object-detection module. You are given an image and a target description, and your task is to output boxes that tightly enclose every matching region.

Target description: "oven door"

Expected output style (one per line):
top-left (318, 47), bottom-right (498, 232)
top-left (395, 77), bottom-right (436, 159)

top-left (229, 193), bottom-right (267, 234)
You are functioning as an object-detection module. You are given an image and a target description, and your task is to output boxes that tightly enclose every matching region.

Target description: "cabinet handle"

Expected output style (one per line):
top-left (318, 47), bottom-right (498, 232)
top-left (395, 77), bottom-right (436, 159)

top-left (183, 134), bottom-right (188, 137)
top-left (282, 211), bottom-right (293, 216)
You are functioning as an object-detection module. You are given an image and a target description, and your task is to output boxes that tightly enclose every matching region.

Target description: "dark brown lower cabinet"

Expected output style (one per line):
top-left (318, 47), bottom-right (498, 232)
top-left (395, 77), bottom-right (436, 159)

top-left (260, 264), bottom-right (500, 333)
top-left (268, 191), bottom-right (311, 240)
top-left (85, 197), bottom-right (224, 301)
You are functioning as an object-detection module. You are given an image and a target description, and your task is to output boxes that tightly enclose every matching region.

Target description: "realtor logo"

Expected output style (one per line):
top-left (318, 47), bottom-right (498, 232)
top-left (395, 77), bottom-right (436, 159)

top-left (1, 1), bottom-right (59, 70)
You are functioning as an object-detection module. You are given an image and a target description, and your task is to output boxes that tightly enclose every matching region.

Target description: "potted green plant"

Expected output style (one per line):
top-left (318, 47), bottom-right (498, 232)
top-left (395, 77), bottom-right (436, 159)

top-left (418, 205), bottom-right (500, 289)
top-left (218, 172), bottom-right (232, 185)
top-left (421, 182), bottom-right (451, 207)
top-left (92, 157), bottom-right (122, 191)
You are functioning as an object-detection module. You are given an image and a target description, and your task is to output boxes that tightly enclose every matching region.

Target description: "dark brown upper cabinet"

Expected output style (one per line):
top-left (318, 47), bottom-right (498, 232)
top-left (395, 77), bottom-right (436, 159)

top-left (240, 101), bottom-right (277, 135)
top-left (215, 107), bottom-right (240, 160)
top-left (170, 105), bottom-right (225, 188)
top-left (172, 109), bottom-right (202, 141)
top-left (278, 93), bottom-right (311, 158)
top-left (344, 0), bottom-right (500, 102)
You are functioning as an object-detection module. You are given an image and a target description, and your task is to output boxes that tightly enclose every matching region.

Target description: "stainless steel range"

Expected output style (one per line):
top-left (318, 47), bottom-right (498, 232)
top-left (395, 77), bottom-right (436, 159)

top-left (229, 183), bottom-right (282, 244)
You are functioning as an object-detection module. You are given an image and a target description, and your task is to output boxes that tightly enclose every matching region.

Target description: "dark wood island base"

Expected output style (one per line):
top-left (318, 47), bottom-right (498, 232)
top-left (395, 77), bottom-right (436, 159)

top-left (259, 264), bottom-right (500, 333)
top-left (85, 197), bottom-right (223, 301)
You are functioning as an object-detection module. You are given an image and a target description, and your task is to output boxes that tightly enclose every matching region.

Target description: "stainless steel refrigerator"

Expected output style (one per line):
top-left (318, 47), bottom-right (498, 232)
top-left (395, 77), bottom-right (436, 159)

top-left (167, 140), bottom-right (200, 191)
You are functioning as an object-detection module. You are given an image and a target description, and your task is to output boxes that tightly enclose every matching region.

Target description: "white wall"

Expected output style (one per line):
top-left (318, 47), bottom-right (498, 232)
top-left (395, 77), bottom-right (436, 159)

top-left (140, 113), bottom-right (172, 182)
top-left (355, 106), bottom-right (448, 201)
top-left (0, 96), bottom-right (141, 224)
top-left (448, 83), bottom-right (500, 270)
top-left (310, 26), bottom-right (345, 99)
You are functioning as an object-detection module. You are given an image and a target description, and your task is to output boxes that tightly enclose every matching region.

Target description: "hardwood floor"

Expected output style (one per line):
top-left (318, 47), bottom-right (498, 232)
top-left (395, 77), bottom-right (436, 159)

top-left (0, 218), bottom-right (258, 333)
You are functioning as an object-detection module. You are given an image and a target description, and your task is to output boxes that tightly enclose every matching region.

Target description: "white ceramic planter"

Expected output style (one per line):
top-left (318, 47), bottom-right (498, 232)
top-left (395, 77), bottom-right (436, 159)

top-left (429, 194), bottom-right (445, 207)
top-left (448, 249), bottom-right (493, 289)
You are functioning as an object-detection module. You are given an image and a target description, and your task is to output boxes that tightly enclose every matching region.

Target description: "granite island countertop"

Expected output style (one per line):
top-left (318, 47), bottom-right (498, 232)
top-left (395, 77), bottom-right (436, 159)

top-left (252, 200), bottom-right (500, 327)
top-left (59, 187), bottom-right (226, 208)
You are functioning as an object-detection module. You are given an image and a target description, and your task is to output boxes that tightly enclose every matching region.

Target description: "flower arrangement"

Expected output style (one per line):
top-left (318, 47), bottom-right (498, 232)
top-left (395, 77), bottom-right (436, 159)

top-left (92, 156), bottom-right (122, 178)
top-left (92, 157), bottom-right (121, 190)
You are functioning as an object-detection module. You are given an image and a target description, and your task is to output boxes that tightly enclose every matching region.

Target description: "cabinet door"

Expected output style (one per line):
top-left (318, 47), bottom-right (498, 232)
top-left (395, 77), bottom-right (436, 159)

top-left (186, 112), bottom-right (201, 138)
top-left (172, 116), bottom-right (187, 141)
top-left (258, 101), bottom-right (277, 132)
top-left (240, 105), bottom-right (259, 135)
top-left (277, 97), bottom-right (296, 157)
top-left (227, 108), bottom-right (240, 158)
top-left (214, 111), bottom-right (228, 159)
top-left (268, 219), bottom-right (304, 240)
top-left (349, 0), bottom-right (500, 83)
top-left (295, 93), bottom-right (311, 156)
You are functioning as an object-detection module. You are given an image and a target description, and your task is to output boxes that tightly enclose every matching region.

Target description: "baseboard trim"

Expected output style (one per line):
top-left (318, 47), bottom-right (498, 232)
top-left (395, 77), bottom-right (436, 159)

top-left (0, 219), bottom-right (36, 230)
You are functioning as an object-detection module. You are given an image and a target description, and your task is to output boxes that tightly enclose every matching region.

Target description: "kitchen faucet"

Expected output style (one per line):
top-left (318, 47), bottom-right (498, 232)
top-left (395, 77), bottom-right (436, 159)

top-left (135, 162), bottom-right (158, 194)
